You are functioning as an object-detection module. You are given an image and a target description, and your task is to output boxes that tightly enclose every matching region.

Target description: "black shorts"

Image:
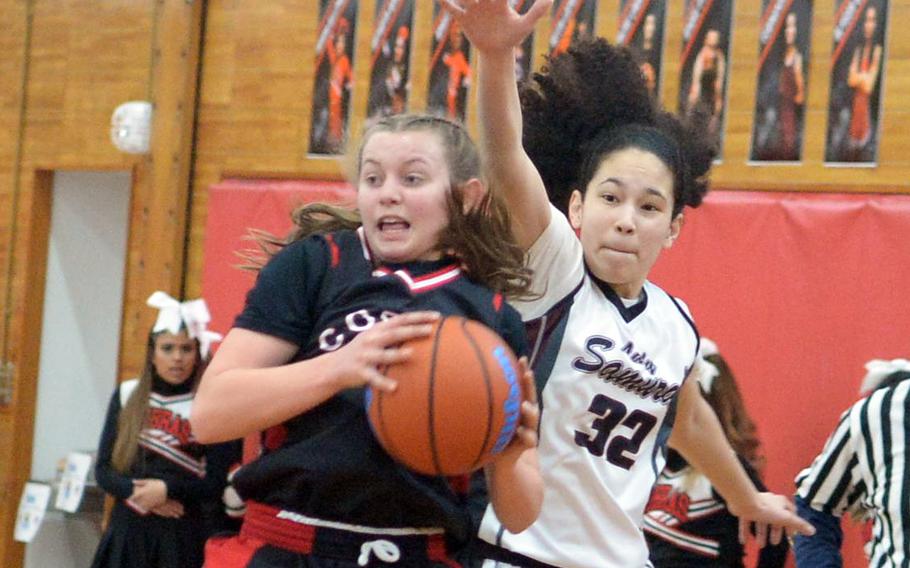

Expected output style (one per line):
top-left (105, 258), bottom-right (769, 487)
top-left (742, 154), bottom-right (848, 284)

top-left (203, 501), bottom-right (461, 568)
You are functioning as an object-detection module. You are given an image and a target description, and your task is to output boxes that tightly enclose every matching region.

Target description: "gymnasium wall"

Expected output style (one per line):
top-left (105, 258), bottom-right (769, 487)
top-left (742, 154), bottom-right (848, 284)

top-left (1, 1), bottom-right (909, 566)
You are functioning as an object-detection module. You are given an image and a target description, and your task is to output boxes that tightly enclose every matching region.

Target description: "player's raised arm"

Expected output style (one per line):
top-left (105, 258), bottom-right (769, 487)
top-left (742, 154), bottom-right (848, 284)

top-left (446, 0), bottom-right (552, 250)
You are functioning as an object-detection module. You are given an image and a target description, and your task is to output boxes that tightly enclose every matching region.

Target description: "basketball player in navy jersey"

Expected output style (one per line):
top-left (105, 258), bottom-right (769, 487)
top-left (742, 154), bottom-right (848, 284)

top-left (191, 113), bottom-right (543, 567)
top-left (447, 2), bottom-right (815, 566)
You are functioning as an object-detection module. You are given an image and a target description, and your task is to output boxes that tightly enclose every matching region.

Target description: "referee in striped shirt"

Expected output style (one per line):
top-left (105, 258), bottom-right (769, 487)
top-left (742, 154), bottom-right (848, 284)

top-left (793, 359), bottom-right (910, 567)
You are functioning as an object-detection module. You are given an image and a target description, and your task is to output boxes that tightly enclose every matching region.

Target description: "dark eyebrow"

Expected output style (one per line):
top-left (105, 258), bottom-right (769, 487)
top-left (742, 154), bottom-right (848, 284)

top-left (644, 187), bottom-right (669, 202)
top-left (597, 178), bottom-right (669, 202)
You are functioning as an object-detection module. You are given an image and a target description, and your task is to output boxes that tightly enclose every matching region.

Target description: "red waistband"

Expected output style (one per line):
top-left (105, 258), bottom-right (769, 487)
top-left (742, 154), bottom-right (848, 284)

top-left (240, 501), bottom-right (460, 566)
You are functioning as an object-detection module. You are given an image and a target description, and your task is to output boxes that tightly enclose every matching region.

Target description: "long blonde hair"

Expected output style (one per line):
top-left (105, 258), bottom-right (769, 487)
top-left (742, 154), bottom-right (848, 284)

top-left (111, 329), bottom-right (203, 472)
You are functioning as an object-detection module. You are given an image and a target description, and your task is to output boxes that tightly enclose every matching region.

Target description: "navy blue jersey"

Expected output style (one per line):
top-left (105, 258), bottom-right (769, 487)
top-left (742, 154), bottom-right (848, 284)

top-left (232, 228), bottom-right (528, 543)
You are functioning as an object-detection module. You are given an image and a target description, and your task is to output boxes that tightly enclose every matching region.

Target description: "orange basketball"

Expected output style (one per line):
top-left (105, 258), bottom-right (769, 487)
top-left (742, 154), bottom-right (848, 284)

top-left (366, 315), bottom-right (523, 476)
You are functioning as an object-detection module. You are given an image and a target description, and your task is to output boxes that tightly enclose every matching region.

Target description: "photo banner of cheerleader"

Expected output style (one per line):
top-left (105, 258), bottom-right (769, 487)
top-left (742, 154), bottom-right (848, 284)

top-left (309, 0), bottom-right (358, 155)
top-left (548, 0), bottom-right (597, 57)
top-left (366, 0), bottom-right (414, 118)
top-left (616, 0), bottom-right (667, 101)
top-left (677, 0), bottom-right (734, 161)
top-left (824, 0), bottom-right (889, 165)
top-left (427, 2), bottom-right (472, 121)
top-left (749, 0), bottom-right (813, 163)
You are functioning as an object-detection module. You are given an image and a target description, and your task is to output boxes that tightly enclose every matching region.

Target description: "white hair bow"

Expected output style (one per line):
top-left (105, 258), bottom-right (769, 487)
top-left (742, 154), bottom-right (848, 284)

top-left (696, 337), bottom-right (721, 393)
top-left (146, 291), bottom-right (223, 358)
top-left (859, 358), bottom-right (910, 395)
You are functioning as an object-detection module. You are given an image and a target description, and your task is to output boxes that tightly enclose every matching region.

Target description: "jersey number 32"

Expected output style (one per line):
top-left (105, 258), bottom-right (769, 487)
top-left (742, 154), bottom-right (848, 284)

top-left (574, 394), bottom-right (657, 470)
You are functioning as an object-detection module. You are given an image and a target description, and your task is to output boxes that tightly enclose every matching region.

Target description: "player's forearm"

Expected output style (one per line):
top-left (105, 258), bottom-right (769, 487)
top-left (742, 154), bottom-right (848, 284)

top-left (669, 385), bottom-right (760, 514)
top-left (485, 448), bottom-right (543, 533)
top-left (477, 49), bottom-right (551, 249)
top-left (478, 49), bottom-right (522, 159)
top-left (192, 358), bottom-right (341, 443)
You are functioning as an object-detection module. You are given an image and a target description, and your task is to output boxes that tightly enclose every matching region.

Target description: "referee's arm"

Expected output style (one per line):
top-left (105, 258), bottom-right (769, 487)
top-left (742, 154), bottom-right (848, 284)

top-left (792, 406), bottom-right (862, 568)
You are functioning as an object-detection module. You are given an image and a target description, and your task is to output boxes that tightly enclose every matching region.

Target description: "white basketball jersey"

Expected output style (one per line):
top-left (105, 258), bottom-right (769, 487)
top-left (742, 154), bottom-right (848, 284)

top-left (479, 208), bottom-right (698, 568)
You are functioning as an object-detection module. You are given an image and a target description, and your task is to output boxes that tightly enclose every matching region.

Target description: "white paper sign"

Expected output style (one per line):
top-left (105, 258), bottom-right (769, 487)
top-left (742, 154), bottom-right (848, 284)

top-left (55, 452), bottom-right (93, 513)
top-left (14, 482), bottom-right (51, 543)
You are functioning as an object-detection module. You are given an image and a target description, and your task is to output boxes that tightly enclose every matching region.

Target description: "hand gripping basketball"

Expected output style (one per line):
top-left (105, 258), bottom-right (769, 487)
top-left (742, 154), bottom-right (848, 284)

top-left (366, 315), bottom-right (525, 476)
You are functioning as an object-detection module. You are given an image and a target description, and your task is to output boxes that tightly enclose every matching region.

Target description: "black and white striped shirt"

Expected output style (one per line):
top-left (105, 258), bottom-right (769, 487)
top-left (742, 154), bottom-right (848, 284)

top-left (794, 378), bottom-right (910, 566)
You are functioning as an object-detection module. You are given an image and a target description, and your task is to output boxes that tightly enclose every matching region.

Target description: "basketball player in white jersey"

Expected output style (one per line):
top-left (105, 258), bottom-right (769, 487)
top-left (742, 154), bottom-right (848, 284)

top-left (445, 2), bottom-right (816, 566)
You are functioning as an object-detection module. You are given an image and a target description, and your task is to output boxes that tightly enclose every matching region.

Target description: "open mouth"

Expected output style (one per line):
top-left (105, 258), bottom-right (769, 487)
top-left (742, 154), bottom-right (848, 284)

top-left (378, 217), bottom-right (410, 233)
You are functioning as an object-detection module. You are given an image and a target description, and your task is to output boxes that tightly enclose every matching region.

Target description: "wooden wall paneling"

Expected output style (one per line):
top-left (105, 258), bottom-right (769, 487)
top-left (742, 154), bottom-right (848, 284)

top-left (0, 0), bottom-right (29, 370)
top-left (118, 0), bottom-right (205, 380)
top-left (0, 0), bottom-right (29, 562)
top-left (0, 2), bottom-right (158, 564)
top-left (24, 1), bottom-right (152, 170)
top-left (0, 169), bottom-right (53, 568)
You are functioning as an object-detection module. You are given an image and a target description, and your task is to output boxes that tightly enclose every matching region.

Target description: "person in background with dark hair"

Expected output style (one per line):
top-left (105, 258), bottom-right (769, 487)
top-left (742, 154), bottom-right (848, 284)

top-left (327, 17), bottom-right (353, 152)
top-left (845, 5), bottom-right (883, 162)
top-left (384, 25), bottom-right (411, 115)
top-left (443, 24), bottom-right (472, 120)
top-left (91, 292), bottom-right (238, 568)
top-left (775, 11), bottom-right (805, 161)
top-left (688, 28), bottom-right (726, 136)
top-left (638, 12), bottom-right (660, 97)
top-left (448, 1), bottom-right (814, 566)
top-left (645, 339), bottom-right (789, 567)
top-left (793, 358), bottom-right (910, 567)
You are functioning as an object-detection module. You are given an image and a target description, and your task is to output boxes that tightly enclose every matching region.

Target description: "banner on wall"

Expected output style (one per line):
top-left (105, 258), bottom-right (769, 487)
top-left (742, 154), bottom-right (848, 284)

top-left (367, 0), bottom-right (415, 118)
top-left (309, 0), bottom-right (359, 155)
top-left (750, 0), bottom-right (813, 163)
top-left (678, 0), bottom-right (734, 161)
top-left (617, 0), bottom-right (668, 101)
top-left (549, 0), bottom-right (597, 57)
top-left (824, 0), bottom-right (889, 165)
top-left (427, 3), bottom-right (472, 122)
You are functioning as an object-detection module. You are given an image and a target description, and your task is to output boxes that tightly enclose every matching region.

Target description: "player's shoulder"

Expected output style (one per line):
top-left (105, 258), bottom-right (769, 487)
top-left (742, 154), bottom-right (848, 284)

top-left (262, 229), bottom-right (365, 276)
top-left (644, 282), bottom-right (696, 323)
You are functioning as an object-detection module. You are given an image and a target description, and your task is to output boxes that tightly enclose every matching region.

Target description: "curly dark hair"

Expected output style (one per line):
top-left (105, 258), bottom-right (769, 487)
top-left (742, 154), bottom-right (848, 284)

top-left (519, 36), bottom-right (717, 217)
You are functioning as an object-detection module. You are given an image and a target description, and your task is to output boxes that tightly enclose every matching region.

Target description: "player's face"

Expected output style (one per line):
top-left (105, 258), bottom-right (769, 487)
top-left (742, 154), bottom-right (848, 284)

top-left (152, 331), bottom-right (198, 385)
top-left (864, 8), bottom-right (877, 40)
top-left (569, 147), bottom-right (680, 299)
top-left (706, 30), bottom-right (720, 49)
top-left (643, 14), bottom-right (656, 40)
top-left (358, 130), bottom-right (452, 264)
top-left (785, 13), bottom-right (797, 46)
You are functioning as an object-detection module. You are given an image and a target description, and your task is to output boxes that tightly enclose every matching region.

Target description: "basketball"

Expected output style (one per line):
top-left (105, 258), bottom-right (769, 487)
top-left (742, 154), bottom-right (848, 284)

top-left (366, 315), bottom-right (524, 476)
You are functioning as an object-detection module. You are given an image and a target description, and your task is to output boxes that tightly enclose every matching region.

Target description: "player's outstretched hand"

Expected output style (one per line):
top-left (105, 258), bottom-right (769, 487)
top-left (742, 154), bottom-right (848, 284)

top-left (326, 311), bottom-right (440, 392)
top-left (443, 0), bottom-right (551, 54)
top-left (734, 492), bottom-right (816, 547)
